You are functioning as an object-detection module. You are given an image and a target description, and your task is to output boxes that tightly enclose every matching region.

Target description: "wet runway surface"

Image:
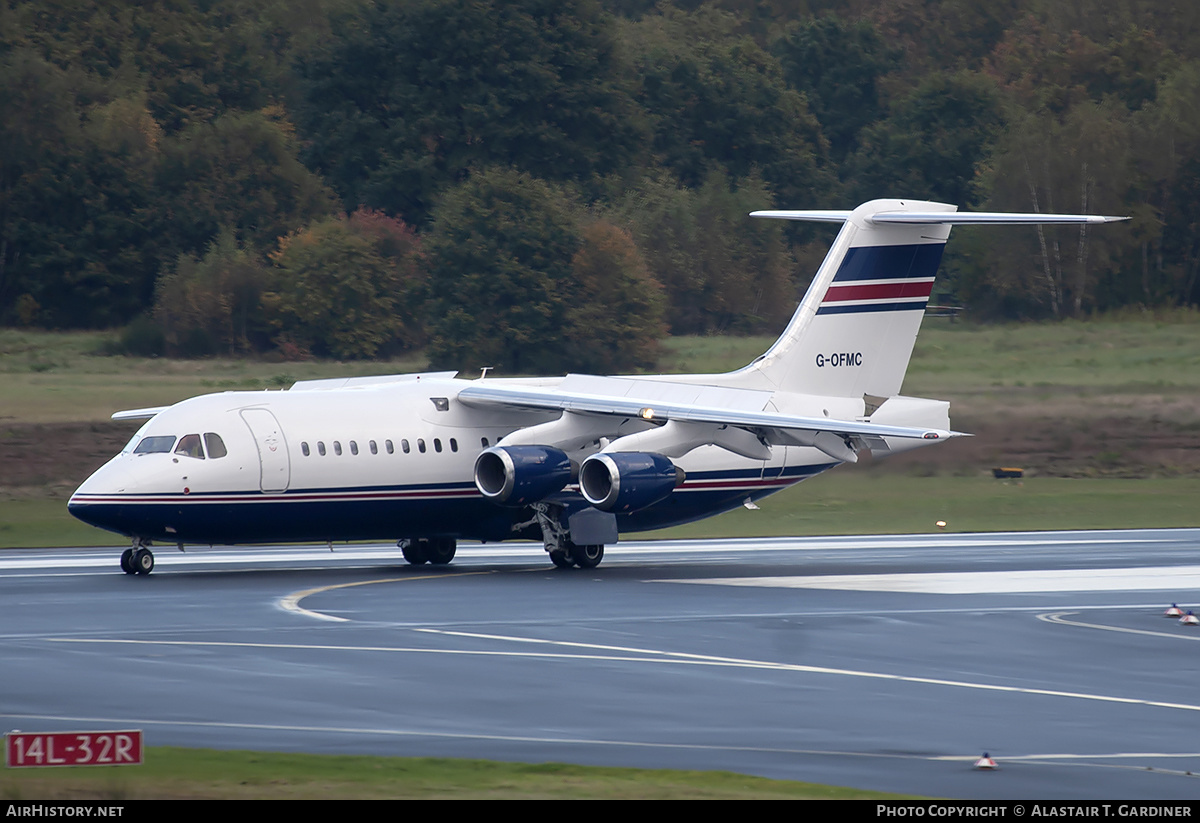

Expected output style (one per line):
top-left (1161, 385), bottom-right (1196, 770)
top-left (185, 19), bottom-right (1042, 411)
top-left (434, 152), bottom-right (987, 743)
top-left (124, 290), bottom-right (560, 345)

top-left (4, 530), bottom-right (1200, 798)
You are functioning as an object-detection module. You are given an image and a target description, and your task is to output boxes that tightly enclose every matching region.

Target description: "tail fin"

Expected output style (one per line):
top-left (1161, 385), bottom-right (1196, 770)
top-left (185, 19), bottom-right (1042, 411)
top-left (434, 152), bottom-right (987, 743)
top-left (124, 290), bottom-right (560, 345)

top-left (732, 199), bottom-right (1126, 398)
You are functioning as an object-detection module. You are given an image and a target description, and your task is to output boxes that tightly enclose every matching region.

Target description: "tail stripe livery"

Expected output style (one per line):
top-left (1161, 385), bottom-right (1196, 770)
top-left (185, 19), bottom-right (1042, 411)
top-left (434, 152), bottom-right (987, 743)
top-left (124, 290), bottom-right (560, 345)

top-left (817, 244), bottom-right (943, 314)
top-left (828, 243), bottom-right (945, 282)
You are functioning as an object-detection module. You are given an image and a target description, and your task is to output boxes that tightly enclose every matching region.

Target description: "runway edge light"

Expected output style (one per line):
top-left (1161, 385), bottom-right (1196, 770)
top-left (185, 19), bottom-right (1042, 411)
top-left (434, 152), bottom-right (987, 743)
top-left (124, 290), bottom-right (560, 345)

top-left (974, 752), bottom-right (998, 770)
top-left (1181, 610), bottom-right (1199, 626)
top-left (1165, 603), bottom-right (1183, 617)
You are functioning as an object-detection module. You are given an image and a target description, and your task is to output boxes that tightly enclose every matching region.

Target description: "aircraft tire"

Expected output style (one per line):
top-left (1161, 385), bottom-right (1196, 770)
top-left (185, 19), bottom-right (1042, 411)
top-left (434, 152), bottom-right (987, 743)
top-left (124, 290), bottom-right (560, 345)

top-left (401, 540), bottom-right (428, 565)
top-left (549, 550), bottom-right (574, 569)
top-left (120, 549), bottom-right (135, 575)
top-left (132, 548), bottom-right (154, 575)
top-left (427, 538), bottom-right (456, 565)
top-left (570, 543), bottom-right (604, 569)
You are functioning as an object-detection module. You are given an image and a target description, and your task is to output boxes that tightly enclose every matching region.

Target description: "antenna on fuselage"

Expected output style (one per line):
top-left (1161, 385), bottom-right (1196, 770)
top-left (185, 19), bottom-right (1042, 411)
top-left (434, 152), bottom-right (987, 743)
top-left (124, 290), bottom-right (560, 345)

top-left (479, 367), bottom-right (494, 380)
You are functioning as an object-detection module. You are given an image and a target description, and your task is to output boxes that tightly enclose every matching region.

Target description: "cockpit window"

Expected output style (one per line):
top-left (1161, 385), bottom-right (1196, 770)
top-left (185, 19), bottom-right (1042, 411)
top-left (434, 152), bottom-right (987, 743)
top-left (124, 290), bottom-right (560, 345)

top-left (133, 435), bottom-right (176, 454)
top-left (175, 434), bottom-right (205, 459)
top-left (204, 432), bottom-right (227, 458)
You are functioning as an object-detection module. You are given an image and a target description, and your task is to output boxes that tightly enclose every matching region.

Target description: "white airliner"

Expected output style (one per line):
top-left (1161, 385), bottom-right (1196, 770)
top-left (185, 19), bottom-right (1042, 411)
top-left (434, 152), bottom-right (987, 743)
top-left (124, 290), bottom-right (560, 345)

top-left (68, 199), bottom-right (1126, 574)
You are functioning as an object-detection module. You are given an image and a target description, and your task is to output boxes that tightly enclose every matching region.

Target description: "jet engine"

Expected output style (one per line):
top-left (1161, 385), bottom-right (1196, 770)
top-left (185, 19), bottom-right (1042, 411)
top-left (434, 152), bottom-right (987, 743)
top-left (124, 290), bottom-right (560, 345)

top-left (578, 452), bottom-right (683, 513)
top-left (474, 445), bottom-right (572, 506)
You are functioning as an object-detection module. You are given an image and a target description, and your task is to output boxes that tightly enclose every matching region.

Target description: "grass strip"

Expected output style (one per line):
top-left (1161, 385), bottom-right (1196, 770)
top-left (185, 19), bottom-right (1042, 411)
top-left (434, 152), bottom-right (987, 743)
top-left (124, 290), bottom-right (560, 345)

top-left (0, 747), bottom-right (914, 800)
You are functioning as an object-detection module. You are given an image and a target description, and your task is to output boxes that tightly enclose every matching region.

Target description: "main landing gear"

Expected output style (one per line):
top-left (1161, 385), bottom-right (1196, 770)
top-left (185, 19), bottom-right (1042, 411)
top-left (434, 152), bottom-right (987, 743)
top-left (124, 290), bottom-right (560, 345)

top-left (548, 542), bottom-right (604, 570)
top-left (532, 503), bottom-right (605, 570)
top-left (120, 540), bottom-right (154, 575)
top-left (399, 537), bottom-right (457, 566)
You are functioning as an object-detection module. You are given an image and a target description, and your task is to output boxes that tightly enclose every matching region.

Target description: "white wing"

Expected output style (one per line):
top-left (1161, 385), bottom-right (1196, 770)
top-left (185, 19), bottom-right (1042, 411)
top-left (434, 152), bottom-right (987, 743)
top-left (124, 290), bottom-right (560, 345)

top-left (457, 380), bottom-right (963, 463)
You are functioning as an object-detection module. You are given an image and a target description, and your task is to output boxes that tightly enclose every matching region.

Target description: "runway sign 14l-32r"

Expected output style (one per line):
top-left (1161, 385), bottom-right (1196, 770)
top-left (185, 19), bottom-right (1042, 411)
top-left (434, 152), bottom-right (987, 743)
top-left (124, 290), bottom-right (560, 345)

top-left (5, 730), bottom-right (143, 767)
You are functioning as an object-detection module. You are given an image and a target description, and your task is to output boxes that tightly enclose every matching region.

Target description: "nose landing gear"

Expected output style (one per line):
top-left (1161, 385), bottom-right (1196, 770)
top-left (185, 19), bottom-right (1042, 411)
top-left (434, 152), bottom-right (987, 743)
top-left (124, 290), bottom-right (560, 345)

top-left (120, 540), bottom-right (155, 575)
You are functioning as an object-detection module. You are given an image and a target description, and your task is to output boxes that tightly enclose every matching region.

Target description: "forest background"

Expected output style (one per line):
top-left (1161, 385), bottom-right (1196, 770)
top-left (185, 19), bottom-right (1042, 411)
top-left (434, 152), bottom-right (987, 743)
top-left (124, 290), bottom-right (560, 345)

top-left (3, 0), bottom-right (1200, 374)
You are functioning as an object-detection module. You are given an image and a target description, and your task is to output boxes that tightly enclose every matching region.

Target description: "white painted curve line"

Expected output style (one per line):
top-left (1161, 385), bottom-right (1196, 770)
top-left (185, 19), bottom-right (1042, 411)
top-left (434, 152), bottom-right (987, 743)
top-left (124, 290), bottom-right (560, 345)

top-left (1039, 611), bottom-right (1200, 642)
top-left (278, 585), bottom-right (351, 623)
top-left (277, 569), bottom-right (497, 621)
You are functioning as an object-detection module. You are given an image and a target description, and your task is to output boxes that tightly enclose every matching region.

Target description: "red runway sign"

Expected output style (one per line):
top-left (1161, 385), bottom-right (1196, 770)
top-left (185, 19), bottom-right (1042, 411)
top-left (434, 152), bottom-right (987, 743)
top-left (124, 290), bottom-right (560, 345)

top-left (5, 730), bottom-right (143, 767)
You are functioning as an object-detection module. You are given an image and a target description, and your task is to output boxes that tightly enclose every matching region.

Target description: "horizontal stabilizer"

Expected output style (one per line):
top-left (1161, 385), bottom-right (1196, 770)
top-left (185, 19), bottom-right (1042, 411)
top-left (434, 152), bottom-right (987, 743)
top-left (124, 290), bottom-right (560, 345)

top-left (749, 210), bottom-right (853, 223)
top-left (751, 210), bottom-right (1128, 225)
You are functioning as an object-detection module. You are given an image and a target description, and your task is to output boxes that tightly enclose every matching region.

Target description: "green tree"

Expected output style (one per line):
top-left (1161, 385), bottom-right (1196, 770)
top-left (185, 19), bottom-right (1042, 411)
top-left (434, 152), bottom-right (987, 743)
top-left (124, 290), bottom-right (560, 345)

top-left (154, 229), bottom-right (270, 357)
top-left (619, 7), bottom-right (831, 208)
top-left (294, 0), bottom-right (645, 225)
top-left (771, 14), bottom-right (899, 165)
top-left (266, 211), bottom-right (425, 359)
top-left (425, 169), bottom-right (581, 374)
top-left (564, 221), bottom-right (665, 372)
top-left (158, 109), bottom-right (337, 257)
top-left (617, 169), bottom-right (797, 335)
top-left (845, 71), bottom-right (1004, 209)
top-left (0, 50), bottom-right (165, 327)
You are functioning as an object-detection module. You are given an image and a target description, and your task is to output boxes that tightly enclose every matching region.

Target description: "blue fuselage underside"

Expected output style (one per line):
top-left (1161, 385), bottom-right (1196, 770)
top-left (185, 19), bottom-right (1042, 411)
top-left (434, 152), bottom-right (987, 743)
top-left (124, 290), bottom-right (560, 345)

top-left (68, 465), bottom-right (834, 545)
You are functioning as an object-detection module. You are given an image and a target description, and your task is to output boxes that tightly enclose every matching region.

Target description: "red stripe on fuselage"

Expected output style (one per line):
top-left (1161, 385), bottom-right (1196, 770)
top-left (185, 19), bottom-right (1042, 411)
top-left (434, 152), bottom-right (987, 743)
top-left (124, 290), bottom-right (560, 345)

top-left (822, 280), bottom-right (933, 303)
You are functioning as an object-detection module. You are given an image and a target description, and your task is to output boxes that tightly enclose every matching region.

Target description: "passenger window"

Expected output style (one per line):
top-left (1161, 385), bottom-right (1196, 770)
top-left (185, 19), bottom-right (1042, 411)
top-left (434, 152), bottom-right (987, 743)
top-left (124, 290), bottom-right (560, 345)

top-left (350, 440), bottom-right (359, 455)
top-left (204, 432), bottom-right (227, 458)
top-left (301, 442), bottom-right (310, 457)
top-left (175, 434), bottom-right (205, 459)
top-left (369, 440), bottom-right (378, 455)
top-left (385, 439), bottom-right (394, 454)
top-left (133, 435), bottom-right (176, 454)
top-left (481, 437), bottom-right (489, 448)
top-left (333, 441), bottom-right (342, 456)
top-left (434, 438), bottom-right (442, 453)
top-left (417, 439), bottom-right (426, 454)
top-left (450, 438), bottom-right (458, 453)
top-left (318, 441), bottom-right (326, 456)
top-left (401, 439), bottom-right (410, 454)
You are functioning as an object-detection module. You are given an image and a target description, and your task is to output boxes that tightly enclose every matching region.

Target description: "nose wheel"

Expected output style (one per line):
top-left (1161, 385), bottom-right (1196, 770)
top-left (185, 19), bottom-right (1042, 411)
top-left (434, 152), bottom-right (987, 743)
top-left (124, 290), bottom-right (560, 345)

top-left (121, 543), bottom-right (155, 575)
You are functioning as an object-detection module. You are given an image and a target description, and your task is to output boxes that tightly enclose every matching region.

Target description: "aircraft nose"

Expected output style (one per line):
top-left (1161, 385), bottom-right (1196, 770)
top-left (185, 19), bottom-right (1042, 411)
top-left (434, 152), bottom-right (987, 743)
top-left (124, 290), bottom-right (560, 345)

top-left (67, 493), bottom-right (121, 535)
top-left (68, 462), bottom-right (137, 536)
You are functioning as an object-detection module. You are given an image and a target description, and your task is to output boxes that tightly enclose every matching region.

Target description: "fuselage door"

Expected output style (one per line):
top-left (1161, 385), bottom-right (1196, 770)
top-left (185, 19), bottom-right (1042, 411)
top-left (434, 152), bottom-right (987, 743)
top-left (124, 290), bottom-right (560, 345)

top-left (240, 408), bottom-right (290, 493)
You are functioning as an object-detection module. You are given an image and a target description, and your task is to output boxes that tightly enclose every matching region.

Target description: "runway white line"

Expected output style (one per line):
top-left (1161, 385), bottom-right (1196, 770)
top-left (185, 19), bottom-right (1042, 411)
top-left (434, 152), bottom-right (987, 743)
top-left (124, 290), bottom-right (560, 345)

top-left (675, 566), bottom-right (1200, 594)
top-left (50, 633), bottom-right (1200, 716)
top-left (46, 636), bottom-right (800, 670)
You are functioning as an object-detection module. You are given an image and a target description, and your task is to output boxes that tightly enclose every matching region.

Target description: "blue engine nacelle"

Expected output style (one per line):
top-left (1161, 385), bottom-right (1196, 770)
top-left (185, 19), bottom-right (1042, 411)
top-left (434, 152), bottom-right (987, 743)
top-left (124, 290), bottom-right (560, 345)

top-left (578, 452), bottom-right (682, 513)
top-left (474, 445), bottom-right (573, 506)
